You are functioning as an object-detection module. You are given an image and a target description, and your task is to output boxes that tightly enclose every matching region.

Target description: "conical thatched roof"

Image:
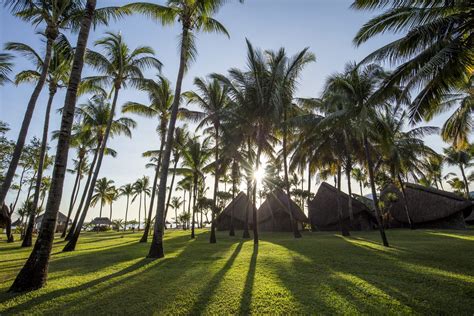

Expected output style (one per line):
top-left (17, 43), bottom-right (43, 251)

top-left (90, 217), bottom-right (113, 226)
top-left (258, 189), bottom-right (308, 223)
top-left (309, 182), bottom-right (372, 228)
top-left (382, 183), bottom-right (472, 224)
top-left (218, 192), bottom-right (255, 224)
top-left (35, 211), bottom-right (70, 224)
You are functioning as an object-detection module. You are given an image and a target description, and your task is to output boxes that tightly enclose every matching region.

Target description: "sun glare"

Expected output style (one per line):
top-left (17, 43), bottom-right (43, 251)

top-left (254, 168), bottom-right (265, 183)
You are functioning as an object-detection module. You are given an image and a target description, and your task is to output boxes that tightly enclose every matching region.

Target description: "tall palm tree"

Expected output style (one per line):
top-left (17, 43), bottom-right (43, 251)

top-left (120, 183), bottom-right (134, 232)
top-left (63, 32), bottom-right (158, 252)
top-left (91, 177), bottom-right (115, 219)
top-left (12, 38), bottom-right (74, 247)
top-left (0, 52), bottom-right (14, 86)
top-left (175, 135), bottom-right (212, 239)
top-left (132, 176), bottom-right (150, 231)
top-left (126, 0), bottom-right (239, 258)
top-left (184, 77), bottom-right (231, 243)
top-left (352, 0), bottom-right (473, 123)
top-left (9, 0), bottom-right (98, 293)
top-left (122, 75), bottom-right (173, 242)
top-left (351, 168), bottom-right (366, 196)
top-left (170, 196), bottom-right (183, 228)
top-left (444, 145), bottom-right (473, 198)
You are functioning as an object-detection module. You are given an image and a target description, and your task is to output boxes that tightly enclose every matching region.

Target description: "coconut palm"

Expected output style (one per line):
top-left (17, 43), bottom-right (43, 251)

top-left (120, 183), bottom-right (134, 232)
top-left (184, 77), bottom-right (231, 243)
top-left (351, 168), bottom-right (366, 196)
top-left (125, 0), bottom-right (239, 258)
top-left (64, 97), bottom-right (128, 241)
top-left (352, 0), bottom-right (473, 123)
top-left (9, 0), bottom-right (98, 292)
top-left (12, 38), bottom-right (74, 247)
top-left (122, 75), bottom-right (174, 242)
top-left (175, 135), bottom-right (212, 239)
top-left (91, 177), bottom-right (115, 219)
top-left (63, 32), bottom-right (158, 252)
top-left (443, 145), bottom-right (473, 198)
top-left (132, 176), bottom-right (150, 231)
top-left (169, 197), bottom-right (183, 228)
top-left (0, 52), bottom-right (14, 86)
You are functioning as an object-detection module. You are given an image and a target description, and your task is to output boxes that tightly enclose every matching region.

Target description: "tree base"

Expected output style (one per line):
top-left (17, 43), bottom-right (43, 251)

top-left (242, 229), bottom-right (250, 239)
top-left (147, 243), bottom-right (164, 259)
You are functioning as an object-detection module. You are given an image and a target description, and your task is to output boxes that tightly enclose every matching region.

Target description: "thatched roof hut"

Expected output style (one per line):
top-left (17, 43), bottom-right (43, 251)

top-left (90, 217), bottom-right (113, 226)
top-left (308, 182), bottom-right (375, 231)
top-left (381, 183), bottom-right (472, 229)
top-left (257, 189), bottom-right (308, 232)
top-left (35, 211), bottom-right (71, 233)
top-left (216, 192), bottom-right (255, 231)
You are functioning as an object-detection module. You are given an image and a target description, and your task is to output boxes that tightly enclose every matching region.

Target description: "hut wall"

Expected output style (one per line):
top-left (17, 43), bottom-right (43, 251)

top-left (216, 215), bottom-right (250, 231)
top-left (258, 212), bottom-right (303, 232)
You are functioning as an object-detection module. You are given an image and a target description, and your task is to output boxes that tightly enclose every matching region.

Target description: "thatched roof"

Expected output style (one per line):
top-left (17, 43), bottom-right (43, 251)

top-left (309, 182), bottom-right (372, 227)
top-left (382, 183), bottom-right (473, 224)
top-left (90, 217), bottom-right (113, 226)
top-left (35, 211), bottom-right (70, 224)
top-left (258, 189), bottom-right (308, 223)
top-left (218, 192), bottom-right (255, 224)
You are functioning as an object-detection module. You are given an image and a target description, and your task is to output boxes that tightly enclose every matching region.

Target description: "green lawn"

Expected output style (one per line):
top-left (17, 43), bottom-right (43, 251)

top-left (0, 229), bottom-right (473, 315)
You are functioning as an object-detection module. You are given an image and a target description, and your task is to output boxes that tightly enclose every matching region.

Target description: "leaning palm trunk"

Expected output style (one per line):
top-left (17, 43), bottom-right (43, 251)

top-left (9, 1), bottom-right (97, 292)
top-left (12, 166), bottom-right (27, 212)
top-left (210, 124), bottom-right (219, 244)
top-left (363, 136), bottom-right (389, 247)
top-left (282, 112), bottom-right (301, 239)
top-left (337, 167), bottom-right (350, 236)
top-left (164, 154), bottom-right (179, 225)
top-left (61, 155), bottom-right (83, 238)
top-left (65, 141), bottom-right (100, 240)
top-left (0, 37), bottom-right (55, 207)
top-left (397, 174), bottom-right (414, 230)
top-left (23, 87), bottom-right (57, 247)
top-left (459, 164), bottom-right (470, 198)
top-left (148, 26), bottom-right (189, 259)
top-left (124, 195), bottom-right (130, 232)
top-left (140, 133), bottom-right (165, 242)
top-left (63, 86), bottom-right (121, 252)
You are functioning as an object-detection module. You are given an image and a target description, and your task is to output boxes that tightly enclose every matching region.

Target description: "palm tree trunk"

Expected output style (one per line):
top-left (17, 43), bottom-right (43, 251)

top-left (359, 181), bottom-right (363, 196)
top-left (65, 143), bottom-right (100, 240)
top-left (337, 166), bottom-right (350, 236)
top-left (9, 0), bottom-right (96, 292)
top-left (252, 145), bottom-right (263, 245)
top-left (5, 204), bottom-right (14, 243)
top-left (12, 166), bottom-right (27, 213)
top-left (308, 165), bottom-right (316, 231)
top-left (191, 176), bottom-right (197, 239)
top-left (109, 202), bottom-right (113, 221)
top-left (243, 138), bottom-right (251, 239)
top-left (63, 84), bottom-right (121, 252)
top-left (229, 160), bottom-right (237, 236)
top-left (62, 155), bottom-right (83, 238)
top-left (164, 154), bottom-right (179, 225)
top-left (187, 188), bottom-right (192, 230)
top-left (397, 174), bottom-right (414, 229)
top-left (210, 124), bottom-right (219, 244)
top-left (22, 88), bottom-right (57, 247)
top-left (148, 25), bottom-right (190, 258)
top-left (138, 192), bottom-right (142, 230)
top-left (346, 166), bottom-right (354, 229)
top-left (124, 195), bottom-right (129, 232)
top-left (141, 133), bottom-right (165, 242)
top-left (460, 164), bottom-right (470, 198)
top-left (363, 135), bottom-right (389, 247)
top-left (0, 36), bottom-right (55, 207)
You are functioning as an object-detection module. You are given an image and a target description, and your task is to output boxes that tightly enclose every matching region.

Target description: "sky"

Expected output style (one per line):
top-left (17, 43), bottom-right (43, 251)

top-left (0, 0), bottom-right (456, 224)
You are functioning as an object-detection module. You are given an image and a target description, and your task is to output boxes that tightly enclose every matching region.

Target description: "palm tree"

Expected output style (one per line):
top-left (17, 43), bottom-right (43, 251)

top-left (184, 77), bottom-right (231, 243)
top-left (126, 0), bottom-right (239, 259)
top-left (64, 96), bottom-right (128, 241)
top-left (12, 38), bottom-right (74, 247)
top-left (9, 0), bottom-right (98, 293)
top-left (175, 135), bottom-right (212, 239)
top-left (0, 52), bottom-right (14, 85)
top-left (63, 32), bottom-right (158, 252)
top-left (91, 177), bottom-right (115, 219)
top-left (444, 145), bottom-right (473, 198)
top-left (352, 0), bottom-right (473, 123)
top-left (120, 183), bottom-right (134, 232)
top-left (132, 176), bottom-right (150, 231)
top-left (169, 197), bottom-right (183, 228)
top-left (122, 75), bottom-right (173, 242)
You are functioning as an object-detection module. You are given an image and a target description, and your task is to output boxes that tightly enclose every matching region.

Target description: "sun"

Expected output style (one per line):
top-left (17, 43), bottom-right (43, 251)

top-left (254, 168), bottom-right (265, 183)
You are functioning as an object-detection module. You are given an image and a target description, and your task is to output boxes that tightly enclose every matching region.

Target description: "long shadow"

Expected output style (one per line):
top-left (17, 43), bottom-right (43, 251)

top-left (238, 244), bottom-right (258, 315)
top-left (188, 241), bottom-right (244, 314)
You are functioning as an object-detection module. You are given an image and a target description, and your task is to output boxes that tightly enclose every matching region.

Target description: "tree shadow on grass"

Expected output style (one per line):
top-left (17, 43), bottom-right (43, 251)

top-left (238, 244), bottom-right (258, 315)
top-left (188, 241), bottom-right (244, 314)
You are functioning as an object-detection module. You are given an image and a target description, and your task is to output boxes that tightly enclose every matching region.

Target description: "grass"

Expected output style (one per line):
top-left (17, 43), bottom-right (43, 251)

top-left (0, 229), bottom-right (473, 315)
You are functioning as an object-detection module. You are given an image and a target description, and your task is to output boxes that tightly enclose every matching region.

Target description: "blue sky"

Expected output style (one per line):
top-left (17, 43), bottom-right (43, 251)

top-left (0, 0), bottom-right (454, 223)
